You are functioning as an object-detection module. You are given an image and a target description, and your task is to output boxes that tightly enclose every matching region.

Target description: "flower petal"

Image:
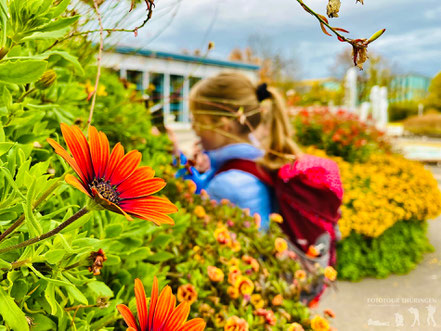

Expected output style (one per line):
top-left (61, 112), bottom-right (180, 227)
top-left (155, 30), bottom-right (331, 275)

top-left (109, 150), bottom-right (142, 186)
top-left (47, 138), bottom-right (87, 184)
top-left (177, 318), bottom-right (206, 331)
top-left (148, 276), bottom-right (159, 330)
top-left (117, 304), bottom-right (139, 330)
top-left (153, 286), bottom-right (175, 330)
top-left (119, 178), bottom-right (166, 200)
top-left (134, 279), bottom-right (148, 331)
top-left (117, 166), bottom-right (156, 192)
top-left (88, 125), bottom-right (109, 179)
top-left (60, 123), bottom-right (94, 182)
top-left (163, 302), bottom-right (190, 331)
top-left (105, 142), bottom-right (124, 181)
top-left (120, 197), bottom-right (178, 215)
top-left (65, 174), bottom-right (91, 197)
top-left (128, 210), bottom-right (175, 226)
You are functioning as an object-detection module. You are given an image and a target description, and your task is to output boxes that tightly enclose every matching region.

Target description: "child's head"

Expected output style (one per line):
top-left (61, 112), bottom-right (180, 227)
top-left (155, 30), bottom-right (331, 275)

top-left (189, 72), bottom-right (261, 150)
top-left (189, 72), bottom-right (301, 169)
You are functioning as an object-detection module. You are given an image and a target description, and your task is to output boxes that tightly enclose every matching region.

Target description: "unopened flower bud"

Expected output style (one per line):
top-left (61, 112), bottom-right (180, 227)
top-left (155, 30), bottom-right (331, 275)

top-left (208, 41), bottom-right (215, 51)
top-left (367, 28), bottom-right (386, 44)
top-left (35, 70), bottom-right (57, 90)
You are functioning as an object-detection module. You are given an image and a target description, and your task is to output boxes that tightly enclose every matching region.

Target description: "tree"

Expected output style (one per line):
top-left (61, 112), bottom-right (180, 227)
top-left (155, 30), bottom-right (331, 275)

top-left (425, 72), bottom-right (441, 112)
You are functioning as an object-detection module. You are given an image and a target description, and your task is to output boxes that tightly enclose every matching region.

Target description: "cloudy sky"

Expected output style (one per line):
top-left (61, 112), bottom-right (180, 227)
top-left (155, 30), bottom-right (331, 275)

top-left (114, 0), bottom-right (441, 79)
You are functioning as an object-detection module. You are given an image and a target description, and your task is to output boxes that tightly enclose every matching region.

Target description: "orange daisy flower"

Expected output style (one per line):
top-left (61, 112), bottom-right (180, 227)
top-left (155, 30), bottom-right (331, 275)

top-left (47, 124), bottom-right (177, 225)
top-left (117, 277), bottom-right (206, 331)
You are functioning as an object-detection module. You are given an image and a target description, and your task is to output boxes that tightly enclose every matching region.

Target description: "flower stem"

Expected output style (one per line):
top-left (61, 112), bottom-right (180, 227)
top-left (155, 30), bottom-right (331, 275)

top-left (295, 0), bottom-right (349, 42)
top-left (0, 174), bottom-right (66, 243)
top-left (0, 207), bottom-right (89, 255)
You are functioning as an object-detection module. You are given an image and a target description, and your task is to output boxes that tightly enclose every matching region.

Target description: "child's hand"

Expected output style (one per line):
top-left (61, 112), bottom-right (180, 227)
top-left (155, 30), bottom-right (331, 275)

top-left (193, 141), bottom-right (211, 173)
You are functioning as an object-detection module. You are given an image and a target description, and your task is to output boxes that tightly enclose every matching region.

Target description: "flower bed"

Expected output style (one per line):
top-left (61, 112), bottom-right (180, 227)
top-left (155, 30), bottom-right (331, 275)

top-left (293, 108), bottom-right (391, 163)
top-left (304, 147), bottom-right (441, 280)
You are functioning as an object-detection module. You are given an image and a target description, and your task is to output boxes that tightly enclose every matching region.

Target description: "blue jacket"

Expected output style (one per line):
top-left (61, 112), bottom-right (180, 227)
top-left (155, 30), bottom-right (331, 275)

top-left (204, 144), bottom-right (273, 230)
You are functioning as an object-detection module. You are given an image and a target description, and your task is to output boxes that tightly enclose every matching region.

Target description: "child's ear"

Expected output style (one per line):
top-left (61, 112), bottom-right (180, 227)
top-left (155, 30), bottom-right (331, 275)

top-left (220, 116), bottom-right (233, 131)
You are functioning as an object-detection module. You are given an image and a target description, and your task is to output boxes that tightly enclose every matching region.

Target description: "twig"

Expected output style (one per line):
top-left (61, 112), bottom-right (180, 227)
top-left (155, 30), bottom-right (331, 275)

top-left (88, 0), bottom-right (105, 127)
top-left (0, 207), bottom-right (89, 255)
top-left (44, 0), bottom-right (155, 53)
top-left (296, 0), bottom-right (350, 42)
top-left (0, 174), bottom-right (66, 243)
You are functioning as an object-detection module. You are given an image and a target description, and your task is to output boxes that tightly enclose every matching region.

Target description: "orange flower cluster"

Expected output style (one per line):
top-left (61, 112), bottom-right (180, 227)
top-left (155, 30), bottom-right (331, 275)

top-left (241, 255), bottom-right (259, 273)
top-left (224, 316), bottom-right (249, 331)
top-left (177, 284), bottom-right (198, 305)
top-left (207, 266), bottom-right (224, 282)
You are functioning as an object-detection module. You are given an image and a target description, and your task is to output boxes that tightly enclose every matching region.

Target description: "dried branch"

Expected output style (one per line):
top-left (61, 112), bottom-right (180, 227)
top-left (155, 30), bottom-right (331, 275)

top-left (295, 0), bottom-right (386, 69)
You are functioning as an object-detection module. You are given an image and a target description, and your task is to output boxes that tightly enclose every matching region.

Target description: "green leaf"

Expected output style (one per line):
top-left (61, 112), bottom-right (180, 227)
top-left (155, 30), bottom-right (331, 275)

top-left (0, 142), bottom-right (14, 156)
top-left (44, 249), bottom-right (66, 264)
top-left (0, 60), bottom-right (47, 84)
top-left (29, 314), bottom-right (56, 331)
top-left (0, 257), bottom-right (11, 269)
top-left (87, 281), bottom-right (114, 298)
top-left (0, 286), bottom-right (29, 331)
top-left (35, 16), bottom-right (79, 33)
top-left (65, 284), bottom-right (88, 305)
top-left (151, 234), bottom-right (172, 249)
top-left (146, 251), bottom-right (174, 263)
top-left (105, 224), bottom-right (123, 238)
top-left (20, 28), bottom-right (70, 41)
top-left (24, 180), bottom-right (43, 237)
top-left (51, 0), bottom-right (70, 17)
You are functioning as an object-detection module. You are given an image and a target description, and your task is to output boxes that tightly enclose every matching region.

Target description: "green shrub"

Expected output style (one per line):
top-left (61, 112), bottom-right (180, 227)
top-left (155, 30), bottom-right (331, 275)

top-left (336, 220), bottom-right (433, 281)
top-left (389, 102), bottom-right (419, 121)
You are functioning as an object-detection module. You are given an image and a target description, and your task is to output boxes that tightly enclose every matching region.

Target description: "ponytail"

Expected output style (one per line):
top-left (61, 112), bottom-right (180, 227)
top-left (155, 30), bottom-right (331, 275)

top-left (258, 86), bottom-right (302, 170)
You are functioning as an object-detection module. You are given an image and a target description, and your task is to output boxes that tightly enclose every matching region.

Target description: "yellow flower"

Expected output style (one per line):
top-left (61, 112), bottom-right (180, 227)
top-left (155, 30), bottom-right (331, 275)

top-left (228, 266), bottom-right (242, 285)
top-left (272, 294), bottom-right (283, 306)
top-left (306, 245), bottom-right (320, 258)
top-left (295, 269), bottom-right (306, 281)
top-left (275, 238), bottom-right (288, 253)
top-left (310, 315), bottom-right (330, 331)
top-left (251, 294), bottom-right (265, 309)
top-left (228, 258), bottom-right (240, 267)
top-left (224, 316), bottom-right (249, 331)
top-left (186, 180), bottom-right (197, 194)
top-left (288, 322), bottom-right (305, 331)
top-left (194, 205), bottom-right (206, 218)
top-left (242, 255), bottom-right (259, 272)
top-left (229, 240), bottom-right (241, 252)
top-left (214, 227), bottom-right (231, 245)
top-left (215, 312), bottom-right (227, 327)
top-left (270, 213), bottom-right (284, 223)
top-left (235, 276), bottom-right (254, 295)
top-left (207, 266), bottom-right (224, 282)
top-left (324, 266), bottom-right (337, 281)
top-left (227, 286), bottom-right (240, 299)
top-left (177, 284), bottom-right (198, 304)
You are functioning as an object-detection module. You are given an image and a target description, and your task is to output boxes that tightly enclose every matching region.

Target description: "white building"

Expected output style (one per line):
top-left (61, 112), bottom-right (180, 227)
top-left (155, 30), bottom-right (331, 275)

top-left (102, 47), bottom-right (260, 130)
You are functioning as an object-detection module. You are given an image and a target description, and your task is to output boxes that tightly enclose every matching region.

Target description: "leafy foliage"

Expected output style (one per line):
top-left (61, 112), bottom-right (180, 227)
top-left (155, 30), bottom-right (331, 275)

top-left (337, 220), bottom-right (433, 281)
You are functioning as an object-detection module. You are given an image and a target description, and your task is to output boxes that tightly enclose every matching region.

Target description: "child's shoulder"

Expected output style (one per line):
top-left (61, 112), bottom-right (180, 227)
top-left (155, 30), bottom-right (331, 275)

top-left (207, 169), bottom-right (271, 201)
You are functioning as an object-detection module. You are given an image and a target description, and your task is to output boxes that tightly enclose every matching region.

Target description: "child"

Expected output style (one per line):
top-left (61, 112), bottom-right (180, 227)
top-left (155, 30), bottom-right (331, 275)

top-left (177, 72), bottom-right (301, 230)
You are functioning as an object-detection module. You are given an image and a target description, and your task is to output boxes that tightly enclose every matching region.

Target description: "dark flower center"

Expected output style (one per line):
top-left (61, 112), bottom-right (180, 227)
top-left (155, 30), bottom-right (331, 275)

top-left (90, 178), bottom-right (120, 203)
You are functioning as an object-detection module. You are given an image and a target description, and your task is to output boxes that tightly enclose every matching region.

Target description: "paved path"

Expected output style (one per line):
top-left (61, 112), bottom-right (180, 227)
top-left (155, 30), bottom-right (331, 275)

top-left (316, 209), bottom-right (441, 331)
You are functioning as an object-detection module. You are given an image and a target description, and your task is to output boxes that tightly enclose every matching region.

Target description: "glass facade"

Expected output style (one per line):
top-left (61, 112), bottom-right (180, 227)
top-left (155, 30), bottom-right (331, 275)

top-left (126, 70), bottom-right (143, 91)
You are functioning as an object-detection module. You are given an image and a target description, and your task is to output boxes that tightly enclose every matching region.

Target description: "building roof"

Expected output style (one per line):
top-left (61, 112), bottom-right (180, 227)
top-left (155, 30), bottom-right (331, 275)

top-left (113, 46), bottom-right (260, 71)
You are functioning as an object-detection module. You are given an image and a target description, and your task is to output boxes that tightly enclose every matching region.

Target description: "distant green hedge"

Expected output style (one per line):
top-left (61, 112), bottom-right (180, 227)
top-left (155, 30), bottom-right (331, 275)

top-left (337, 220), bottom-right (434, 281)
